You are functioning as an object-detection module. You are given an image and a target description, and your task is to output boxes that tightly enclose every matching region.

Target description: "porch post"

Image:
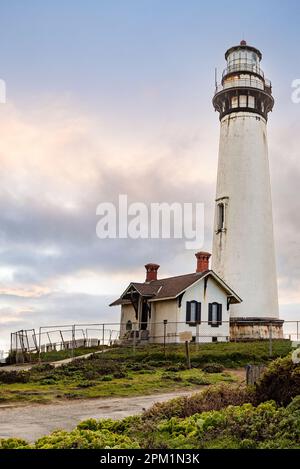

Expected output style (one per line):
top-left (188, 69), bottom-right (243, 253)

top-left (137, 297), bottom-right (142, 335)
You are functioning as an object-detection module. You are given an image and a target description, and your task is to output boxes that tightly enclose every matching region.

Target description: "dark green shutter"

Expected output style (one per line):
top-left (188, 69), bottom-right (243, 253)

top-left (217, 304), bottom-right (222, 325)
top-left (186, 301), bottom-right (191, 322)
top-left (196, 302), bottom-right (201, 323)
top-left (208, 303), bottom-right (212, 325)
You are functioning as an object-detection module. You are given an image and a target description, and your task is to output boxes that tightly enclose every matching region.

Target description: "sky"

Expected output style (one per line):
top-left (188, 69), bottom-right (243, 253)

top-left (0, 0), bottom-right (300, 351)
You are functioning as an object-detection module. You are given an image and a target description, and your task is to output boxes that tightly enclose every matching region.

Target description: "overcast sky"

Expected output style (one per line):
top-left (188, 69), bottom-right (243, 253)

top-left (0, 0), bottom-right (300, 351)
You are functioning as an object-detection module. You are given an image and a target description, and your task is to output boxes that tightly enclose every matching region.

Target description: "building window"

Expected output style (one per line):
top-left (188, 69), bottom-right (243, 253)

top-left (217, 202), bottom-right (225, 232)
top-left (186, 301), bottom-right (201, 325)
top-left (208, 302), bottom-right (222, 327)
top-left (126, 320), bottom-right (132, 331)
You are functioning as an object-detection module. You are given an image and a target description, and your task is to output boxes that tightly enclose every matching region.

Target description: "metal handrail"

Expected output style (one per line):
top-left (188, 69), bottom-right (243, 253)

top-left (215, 78), bottom-right (272, 95)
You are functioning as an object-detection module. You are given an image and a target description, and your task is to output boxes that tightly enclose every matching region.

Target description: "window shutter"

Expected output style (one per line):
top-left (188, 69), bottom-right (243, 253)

top-left (217, 304), bottom-right (222, 325)
top-left (186, 301), bottom-right (191, 323)
top-left (196, 302), bottom-right (201, 324)
top-left (208, 303), bottom-right (212, 325)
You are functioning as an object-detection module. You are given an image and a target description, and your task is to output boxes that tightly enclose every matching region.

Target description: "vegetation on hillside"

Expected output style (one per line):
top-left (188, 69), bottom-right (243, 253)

top-left (6, 339), bottom-right (291, 367)
top-left (0, 341), bottom-right (291, 404)
top-left (1, 395), bottom-right (299, 449)
top-left (0, 356), bottom-right (233, 404)
top-left (0, 353), bottom-right (299, 449)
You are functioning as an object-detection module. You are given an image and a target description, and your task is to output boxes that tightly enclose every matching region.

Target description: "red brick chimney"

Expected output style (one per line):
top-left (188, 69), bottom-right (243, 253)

top-left (145, 263), bottom-right (160, 282)
top-left (195, 251), bottom-right (211, 273)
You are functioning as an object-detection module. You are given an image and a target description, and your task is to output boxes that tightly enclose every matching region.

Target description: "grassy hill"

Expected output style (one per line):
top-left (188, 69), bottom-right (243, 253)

top-left (0, 340), bottom-right (291, 404)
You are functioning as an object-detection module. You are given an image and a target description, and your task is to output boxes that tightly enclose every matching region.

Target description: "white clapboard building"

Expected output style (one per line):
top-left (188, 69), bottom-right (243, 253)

top-left (110, 252), bottom-right (241, 344)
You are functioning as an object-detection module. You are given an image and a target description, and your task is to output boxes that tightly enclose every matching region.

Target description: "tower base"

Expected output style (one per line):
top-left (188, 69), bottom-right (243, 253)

top-left (230, 317), bottom-right (284, 341)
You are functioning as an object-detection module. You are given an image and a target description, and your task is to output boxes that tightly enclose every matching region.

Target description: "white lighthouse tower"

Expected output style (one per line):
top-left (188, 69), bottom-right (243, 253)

top-left (212, 40), bottom-right (283, 338)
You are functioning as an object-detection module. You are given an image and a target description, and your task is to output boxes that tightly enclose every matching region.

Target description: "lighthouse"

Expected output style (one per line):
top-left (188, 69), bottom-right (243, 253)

top-left (212, 41), bottom-right (283, 339)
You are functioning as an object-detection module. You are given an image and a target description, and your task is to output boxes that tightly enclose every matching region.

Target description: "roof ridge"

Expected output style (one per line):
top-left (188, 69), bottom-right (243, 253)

top-left (150, 270), bottom-right (210, 283)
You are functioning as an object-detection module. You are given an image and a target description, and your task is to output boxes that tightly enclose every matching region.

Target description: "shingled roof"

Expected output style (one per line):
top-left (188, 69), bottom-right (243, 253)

top-left (109, 270), bottom-right (241, 306)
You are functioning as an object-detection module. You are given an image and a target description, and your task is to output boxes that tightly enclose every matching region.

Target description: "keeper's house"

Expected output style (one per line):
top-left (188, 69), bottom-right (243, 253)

top-left (110, 252), bottom-right (242, 344)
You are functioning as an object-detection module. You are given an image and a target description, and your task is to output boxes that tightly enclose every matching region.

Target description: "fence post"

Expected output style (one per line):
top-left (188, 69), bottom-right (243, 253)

top-left (297, 321), bottom-right (299, 341)
top-left (196, 323), bottom-right (200, 350)
top-left (185, 340), bottom-right (191, 369)
top-left (10, 333), bottom-right (13, 360)
top-left (163, 320), bottom-right (168, 358)
top-left (38, 327), bottom-right (41, 364)
top-left (102, 324), bottom-right (105, 352)
top-left (71, 324), bottom-right (75, 360)
top-left (269, 323), bottom-right (273, 358)
top-left (133, 322), bottom-right (137, 355)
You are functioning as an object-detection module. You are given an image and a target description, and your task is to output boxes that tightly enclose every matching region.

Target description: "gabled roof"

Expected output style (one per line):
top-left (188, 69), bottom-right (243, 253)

top-left (109, 270), bottom-right (242, 306)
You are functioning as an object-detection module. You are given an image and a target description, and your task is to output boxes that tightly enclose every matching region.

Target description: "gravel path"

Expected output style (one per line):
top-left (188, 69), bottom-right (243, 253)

top-left (0, 389), bottom-right (196, 443)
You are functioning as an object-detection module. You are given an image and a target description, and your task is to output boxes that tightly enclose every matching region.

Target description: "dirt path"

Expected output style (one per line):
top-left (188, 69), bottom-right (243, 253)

top-left (0, 389), bottom-right (197, 443)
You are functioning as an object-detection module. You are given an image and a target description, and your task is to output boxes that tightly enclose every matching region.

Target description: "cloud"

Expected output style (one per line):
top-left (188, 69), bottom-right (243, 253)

top-left (269, 118), bottom-right (300, 304)
top-left (0, 97), bottom-right (217, 348)
top-left (0, 96), bottom-right (299, 350)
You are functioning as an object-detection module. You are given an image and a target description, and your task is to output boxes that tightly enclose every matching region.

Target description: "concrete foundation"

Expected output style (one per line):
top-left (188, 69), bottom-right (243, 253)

top-left (230, 317), bottom-right (284, 340)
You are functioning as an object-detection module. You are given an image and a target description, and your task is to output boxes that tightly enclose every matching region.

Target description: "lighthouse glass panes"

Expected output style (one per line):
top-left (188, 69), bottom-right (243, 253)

top-left (226, 49), bottom-right (260, 75)
top-left (248, 96), bottom-right (255, 108)
top-left (240, 95), bottom-right (247, 107)
top-left (231, 96), bottom-right (238, 108)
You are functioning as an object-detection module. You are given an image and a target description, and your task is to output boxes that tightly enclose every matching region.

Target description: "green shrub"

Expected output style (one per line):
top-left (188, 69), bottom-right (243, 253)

top-left (0, 438), bottom-right (30, 449)
top-left (143, 384), bottom-right (255, 420)
top-left (255, 355), bottom-right (300, 406)
top-left (77, 416), bottom-right (140, 433)
top-left (31, 363), bottom-right (55, 373)
top-left (0, 370), bottom-right (30, 384)
top-left (187, 376), bottom-right (210, 385)
top-left (76, 381), bottom-right (96, 388)
top-left (155, 398), bottom-right (300, 449)
top-left (202, 363), bottom-right (225, 373)
top-left (39, 377), bottom-right (58, 385)
top-left (101, 375), bottom-right (113, 382)
top-left (34, 429), bottom-right (140, 449)
top-left (112, 371), bottom-right (127, 378)
top-left (165, 364), bottom-right (186, 372)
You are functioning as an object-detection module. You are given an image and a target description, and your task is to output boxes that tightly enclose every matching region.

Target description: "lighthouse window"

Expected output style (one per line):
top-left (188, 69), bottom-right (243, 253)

top-left (217, 203), bottom-right (225, 232)
top-left (239, 95), bottom-right (247, 107)
top-left (231, 96), bottom-right (238, 108)
top-left (248, 96), bottom-right (255, 108)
